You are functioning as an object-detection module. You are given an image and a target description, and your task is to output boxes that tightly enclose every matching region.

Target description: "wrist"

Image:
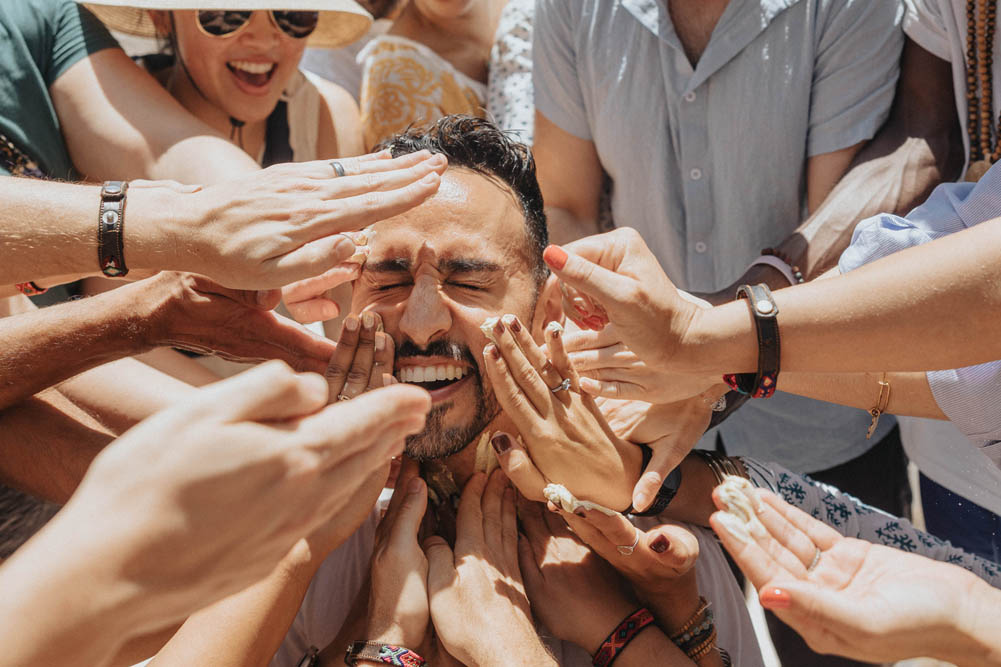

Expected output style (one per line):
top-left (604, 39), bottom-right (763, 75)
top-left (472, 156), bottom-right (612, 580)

top-left (125, 183), bottom-right (199, 275)
top-left (944, 575), bottom-right (1001, 665)
top-left (682, 300), bottom-right (758, 377)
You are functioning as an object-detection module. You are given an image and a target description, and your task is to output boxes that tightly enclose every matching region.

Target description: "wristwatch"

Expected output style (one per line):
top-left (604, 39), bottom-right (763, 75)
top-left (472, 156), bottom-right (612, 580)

top-left (628, 444), bottom-right (684, 516)
top-left (296, 646), bottom-right (319, 667)
top-left (724, 283), bottom-right (780, 398)
top-left (97, 180), bottom-right (129, 277)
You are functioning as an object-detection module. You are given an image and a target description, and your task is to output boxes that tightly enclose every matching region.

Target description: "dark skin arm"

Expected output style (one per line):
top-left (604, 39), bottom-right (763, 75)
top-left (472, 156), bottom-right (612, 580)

top-left (706, 39), bottom-right (963, 301)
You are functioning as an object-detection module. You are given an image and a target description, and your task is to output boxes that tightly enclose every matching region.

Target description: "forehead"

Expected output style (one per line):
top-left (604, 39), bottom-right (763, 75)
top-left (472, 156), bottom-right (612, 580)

top-left (366, 168), bottom-right (530, 269)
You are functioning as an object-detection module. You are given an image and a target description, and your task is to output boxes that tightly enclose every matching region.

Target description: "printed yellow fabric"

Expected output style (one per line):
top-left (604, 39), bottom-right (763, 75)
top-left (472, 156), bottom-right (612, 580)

top-left (359, 36), bottom-right (487, 149)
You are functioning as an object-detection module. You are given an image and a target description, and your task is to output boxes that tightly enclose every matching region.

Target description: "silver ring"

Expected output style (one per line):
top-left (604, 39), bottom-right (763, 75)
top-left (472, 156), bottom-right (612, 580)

top-left (337, 393), bottom-right (351, 402)
top-left (330, 160), bottom-right (346, 178)
top-left (807, 546), bottom-right (821, 572)
top-left (616, 528), bottom-right (640, 556)
top-left (551, 378), bottom-right (571, 394)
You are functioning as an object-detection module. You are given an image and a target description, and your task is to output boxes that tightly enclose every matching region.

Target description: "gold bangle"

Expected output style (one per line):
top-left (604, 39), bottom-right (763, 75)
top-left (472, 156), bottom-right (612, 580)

top-left (865, 373), bottom-right (891, 440)
top-left (692, 450), bottom-right (748, 486)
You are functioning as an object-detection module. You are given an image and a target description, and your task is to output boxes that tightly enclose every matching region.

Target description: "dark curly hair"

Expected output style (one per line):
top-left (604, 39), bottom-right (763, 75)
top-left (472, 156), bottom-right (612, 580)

top-left (377, 115), bottom-right (549, 284)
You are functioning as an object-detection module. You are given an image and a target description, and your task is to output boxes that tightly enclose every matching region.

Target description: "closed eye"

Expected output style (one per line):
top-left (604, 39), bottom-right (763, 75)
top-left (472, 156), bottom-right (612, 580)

top-left (448, 282), bottom-right (486, 291)
top-left (373, 282), bottom-right (412, 292)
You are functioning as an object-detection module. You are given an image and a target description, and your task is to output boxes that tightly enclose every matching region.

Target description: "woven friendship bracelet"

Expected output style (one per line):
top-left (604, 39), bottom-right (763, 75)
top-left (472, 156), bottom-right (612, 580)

top-left (344, 641), bottom-right (425, 667)
top-left (592, 608), bottom-right (655, 667)
top-left (14, 281), bottom-right (46, 296)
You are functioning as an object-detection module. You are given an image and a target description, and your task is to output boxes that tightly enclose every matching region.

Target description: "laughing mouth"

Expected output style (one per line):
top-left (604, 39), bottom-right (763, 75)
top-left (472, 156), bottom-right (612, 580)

top-left (396, 364), bottom-right (470, 392)
top-left (227, 60), bottom-right (277, 87)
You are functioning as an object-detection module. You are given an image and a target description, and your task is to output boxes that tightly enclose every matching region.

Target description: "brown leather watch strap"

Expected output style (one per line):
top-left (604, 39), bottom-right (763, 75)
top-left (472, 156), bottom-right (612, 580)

top-left (98, 181), bottom-right (129, 277)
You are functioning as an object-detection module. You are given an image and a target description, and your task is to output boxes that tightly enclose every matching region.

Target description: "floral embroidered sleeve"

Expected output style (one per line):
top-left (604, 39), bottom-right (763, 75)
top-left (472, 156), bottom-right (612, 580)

top-left (741, 457), bottom-right (1001, 587)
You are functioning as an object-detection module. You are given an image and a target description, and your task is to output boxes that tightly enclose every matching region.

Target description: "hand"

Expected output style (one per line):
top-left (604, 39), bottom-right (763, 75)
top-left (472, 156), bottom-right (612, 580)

top-left (564, 324), bottom-right (717, 403)
top-left (482, 315), bottom-right (641, 511)
top-left (136, 271), bottom-right (337, 374)
top-left (709, 483), bottom-right (988, 664)
top-left (542, 228), bottom-right (699, 377)
top-left (548, 506), bottom-right (701, 629)
top-left (130, 151), bottom-right (447, 289)
top-left (281, 262), bottom-right (361, 324)
top-left (597, 394), bottom-right (722, 513)
top-left (517, 499), bottom-right (637, 654)
top-left (366, 460), bottom-right (431, 649)
top-left (425, 471), bottom-right (553, 666)
top-left (59, 361), bottom-right (431, 632)
top-left (325, 310), bottom-right (396, 400)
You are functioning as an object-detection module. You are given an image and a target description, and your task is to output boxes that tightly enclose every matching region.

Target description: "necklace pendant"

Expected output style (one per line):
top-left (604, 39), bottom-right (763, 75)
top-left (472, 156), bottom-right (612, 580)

top-left (966, 159), bottom-right (993, 182)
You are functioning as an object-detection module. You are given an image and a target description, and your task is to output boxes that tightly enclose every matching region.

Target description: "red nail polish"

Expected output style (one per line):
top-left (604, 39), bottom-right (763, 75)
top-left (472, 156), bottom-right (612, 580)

top-left (490, 345), bottom-right (501, 360)
top-left (650, 535), bottom-right (669, 553)
top-left (491, 433), bottom-right (512, 454)
top-left (510, 318), bottom-right (522, 333)
top-left (494, 318), bottom-right (505, 335)
top-left (759, 588), bottom-right (792, 609)
top-left (543, 245), bottom-right (569, 270)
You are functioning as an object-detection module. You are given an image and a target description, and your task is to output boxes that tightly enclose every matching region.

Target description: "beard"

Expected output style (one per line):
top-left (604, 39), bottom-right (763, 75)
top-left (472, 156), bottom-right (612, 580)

top-left (397, 338), bottom-right (501, 461)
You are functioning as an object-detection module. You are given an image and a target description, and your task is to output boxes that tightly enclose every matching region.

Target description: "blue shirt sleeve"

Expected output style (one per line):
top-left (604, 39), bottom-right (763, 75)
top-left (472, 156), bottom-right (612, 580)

top-left (532, 0), bottom-right (592, 140)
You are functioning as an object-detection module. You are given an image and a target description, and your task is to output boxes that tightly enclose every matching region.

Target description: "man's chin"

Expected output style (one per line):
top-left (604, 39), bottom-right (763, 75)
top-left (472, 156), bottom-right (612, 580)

top-left (404, 402), bottom-right (496, 462)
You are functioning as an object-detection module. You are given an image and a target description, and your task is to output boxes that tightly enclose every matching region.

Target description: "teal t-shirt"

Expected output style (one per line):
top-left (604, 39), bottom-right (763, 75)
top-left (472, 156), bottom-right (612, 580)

top-left (0, 0), bottom-right (119, 179)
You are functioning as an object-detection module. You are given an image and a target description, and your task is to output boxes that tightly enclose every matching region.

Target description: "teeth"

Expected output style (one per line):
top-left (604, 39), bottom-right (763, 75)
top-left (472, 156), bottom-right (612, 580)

top-left (229, 61), bottom-right (275, 74)
top-left (396, 365), bottom-right (467, 384)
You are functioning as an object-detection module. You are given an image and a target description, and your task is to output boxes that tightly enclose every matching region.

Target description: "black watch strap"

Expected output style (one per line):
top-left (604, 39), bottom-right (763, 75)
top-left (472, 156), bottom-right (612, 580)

top-left (727, 283), bottom-right (780, 399)
top-left (98, 180), bottom-right (129, 277)
top-left (626, 444), bottom-right (683, 516)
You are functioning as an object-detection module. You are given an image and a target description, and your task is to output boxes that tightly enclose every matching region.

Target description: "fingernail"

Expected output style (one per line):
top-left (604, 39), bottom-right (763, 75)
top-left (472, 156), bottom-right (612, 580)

top-left (759, 588), bottom-right (792, 609)
top-left (650, 535), bottom-right (669, 553)
top-left (546, 321), bottom-right (563, 336)
top-left (584, 316), bottom-right (606, 329)
top-left (543, 245), bottom-right (569, 270)
top-left (574, 509), bottom-right (587, 518)
top-left (429, 153), bottom-right (446, 165)
top-left (494, 318), bottom-right (505, 335)
top-left (503, 314), bottom-right (521, 333)
top-left (491, 433), bottom-right (512, 454)
top-left (420, 173), bottom-right (439, 185)
top-left (256, 290), bottom-right (271, 308)
top-left (374, 333), bottom-right (386, 351)
top-left (303, 373), bottom-right (328, 401)
top-left (407, 477), bottom-right (423, 494)
top-left (633, 490), bottom-right (651, 511)
top-left (362, 311), bottom-right (375, 329)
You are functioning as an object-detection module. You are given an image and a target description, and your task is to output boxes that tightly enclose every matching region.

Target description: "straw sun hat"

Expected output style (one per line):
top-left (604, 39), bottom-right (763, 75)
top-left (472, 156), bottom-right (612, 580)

top-left (82, 0), bottom-right (373, 49)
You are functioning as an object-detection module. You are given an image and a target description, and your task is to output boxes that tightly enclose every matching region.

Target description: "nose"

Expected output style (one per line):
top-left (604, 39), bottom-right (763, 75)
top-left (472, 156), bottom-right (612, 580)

top-left (398, 276), bottom-right (452, 348)
top-left (238, 11), bottom-right (281, 47)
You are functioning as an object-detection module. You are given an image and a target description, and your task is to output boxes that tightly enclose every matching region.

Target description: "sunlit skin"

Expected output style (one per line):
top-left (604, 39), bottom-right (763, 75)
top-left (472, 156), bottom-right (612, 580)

top-left (351, 168), bottom-right (560, 481)
top-left (151, 10), bottom-right (308, 150)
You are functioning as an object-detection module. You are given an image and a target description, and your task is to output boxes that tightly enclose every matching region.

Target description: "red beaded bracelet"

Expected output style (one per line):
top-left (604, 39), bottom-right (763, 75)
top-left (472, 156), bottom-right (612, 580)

top-left (592, 608), bottom-right (655, 667)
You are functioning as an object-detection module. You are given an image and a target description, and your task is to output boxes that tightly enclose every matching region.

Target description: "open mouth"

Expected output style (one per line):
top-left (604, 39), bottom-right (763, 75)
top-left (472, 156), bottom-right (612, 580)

top-left (226, 60), bottom-right (277, 89)
top-left (396, 364), bottom-right (470, 393)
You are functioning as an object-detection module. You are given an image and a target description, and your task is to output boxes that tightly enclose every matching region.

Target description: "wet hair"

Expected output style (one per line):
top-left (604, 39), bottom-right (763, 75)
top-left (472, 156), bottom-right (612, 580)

top-left (377, 115), bottom-right (549, 284)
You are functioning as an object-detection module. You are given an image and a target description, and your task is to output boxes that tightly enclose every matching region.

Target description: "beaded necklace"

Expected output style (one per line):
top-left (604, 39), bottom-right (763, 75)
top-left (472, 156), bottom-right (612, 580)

top-left (966, 0), bottom-right (1000, 181)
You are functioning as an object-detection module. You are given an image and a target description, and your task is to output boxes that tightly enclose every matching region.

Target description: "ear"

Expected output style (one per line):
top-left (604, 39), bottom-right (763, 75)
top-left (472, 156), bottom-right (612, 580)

top-left (530, 273), bottom-right (564, 342)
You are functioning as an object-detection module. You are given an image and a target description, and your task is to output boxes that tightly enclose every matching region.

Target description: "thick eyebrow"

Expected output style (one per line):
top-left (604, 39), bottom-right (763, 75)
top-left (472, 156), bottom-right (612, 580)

top-left (366, 258), bottom-right (412, 274)
top-left (444, 258), bottom-right (502, 274)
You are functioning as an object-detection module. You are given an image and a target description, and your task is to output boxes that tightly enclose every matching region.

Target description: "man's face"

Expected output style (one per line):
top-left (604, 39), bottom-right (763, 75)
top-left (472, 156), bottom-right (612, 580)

top-left (352, 168), bottom-right (541, 460)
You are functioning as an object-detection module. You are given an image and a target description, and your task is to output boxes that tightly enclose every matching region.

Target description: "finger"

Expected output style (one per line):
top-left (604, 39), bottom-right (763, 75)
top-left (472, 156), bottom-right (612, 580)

top-left (319, 154), bottom-right (448, 199)
top-left (368, 331), bottom-right (396, 390)
top-left (194, 360), bottom-right (329, 422)
top-left (556, 506), bottom-right (615, 557)
top-left (492, 317), bottom-right (552, 413)
top-left (517, 534), bottom-right (545, 596)
top-left (516, 495), bottom-right (551, 548)
top-left (755, 491), bottom-right (829, 570)
top-left (543, 246), bottom-right (635, 314)
top-left (490, 432), bottom-right (548, 502)
top-left (388, 476), bottom-right (429, 547)
top-left (296, 149), bottom-right (426, 179)
top-left (561, 326), bottom-right (621, 354)
top-left (567, 344), bottom-right (635, 371)
top-left (384, 458), bottom-right (422, 520)
top-left (340, 311), bottom-right (381, 399)
top-left (482, 345), bottom-right (546, 435)
top-left (281, 263), bottom-right (361, 305)
top-left (757, 579), bottom-right (862, 650)
top-left (501, 486), bottom-right (520, 575)
top-left (632, 438), bottom-right (688, 513)
top-left (711, 485), bottom-right (810, 578)
top-left (454, 472), bottom-right (488, 557)
top-left (578, 377), bottom-right (639, 400)
top-left (504, 315), bottom-right (564, 390)
top-left (325, 315), bottom-right (361, 397)
top-left (294, 172), bottom-right (442, 240)
top-left (571, 507), bottom-right (637, 554)
top-left (284, 298), bottom-right (341, 325)
top-left (423, 535), bottom-right (456, 596)
top-left (299, 384), bottom-right (430, 466)
top-left (709, 510), bottom-right (799, 590)
top-left (481, 469), bottom-right (508, 558)
top-left (544, 321), bottom-right (581, 391)
top-left (760, 490), bottom-right (843, 552)
top-left (643, 524), bottom-right (700, 574)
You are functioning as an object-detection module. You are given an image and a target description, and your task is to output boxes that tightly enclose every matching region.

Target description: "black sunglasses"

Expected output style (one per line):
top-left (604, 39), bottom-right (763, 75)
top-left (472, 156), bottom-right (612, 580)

top-left (196, 10), bottom-right (320, 40)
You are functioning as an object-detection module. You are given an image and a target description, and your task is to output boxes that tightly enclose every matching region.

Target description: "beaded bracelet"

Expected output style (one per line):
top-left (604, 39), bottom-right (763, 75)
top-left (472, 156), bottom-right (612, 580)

top-left (592, 607), bottom-right (655, 667)
top-left (669, 597), bottom-right (718, 661)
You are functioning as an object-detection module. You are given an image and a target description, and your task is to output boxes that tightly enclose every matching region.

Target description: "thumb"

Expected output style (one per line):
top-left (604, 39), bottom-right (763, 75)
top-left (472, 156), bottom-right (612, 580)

top-left (632, 437), bottom-right (688, 513)
top-left (644, 524), bottom-right (700, 573)
top-left (543, 245), bottom-right (634, 312)
top-left (191, 274), bottom-right (282, 310)
top-left (423, 535), bottom-right (456, 595)
top-left (491, 432), bottom-right (548, 502)
top-left (388, 476), bottom-right (429, 547)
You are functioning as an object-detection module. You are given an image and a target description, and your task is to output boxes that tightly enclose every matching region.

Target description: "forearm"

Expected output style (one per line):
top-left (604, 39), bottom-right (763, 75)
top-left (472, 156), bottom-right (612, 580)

top-left (0, 391), bottom-right (113, 503)
top-left (612, 626), bottom-right (704, 667)
top-left (683, 218), bottom-right (1001, 375)
top-left (546, 205), bottom-right (600, 245)
top-left (149, 558), bottom-right (318, 667)
top-left (947, 577), bottom-right (1001, 666)
top-left (0, 286), bottom-right (155, 410)
top-left (779, 371), bottom-right (944, 419)
top-left (58, 358), bottom-right (195, 433)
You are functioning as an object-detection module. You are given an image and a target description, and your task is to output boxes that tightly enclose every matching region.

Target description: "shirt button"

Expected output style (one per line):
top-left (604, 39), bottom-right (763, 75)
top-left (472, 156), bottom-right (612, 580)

top-left (684, 91), bottom-right (696, 102)
top-left (690, 168), bottom-right (703, 180)
top-left (695, 241), bottom-right (708, 253)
